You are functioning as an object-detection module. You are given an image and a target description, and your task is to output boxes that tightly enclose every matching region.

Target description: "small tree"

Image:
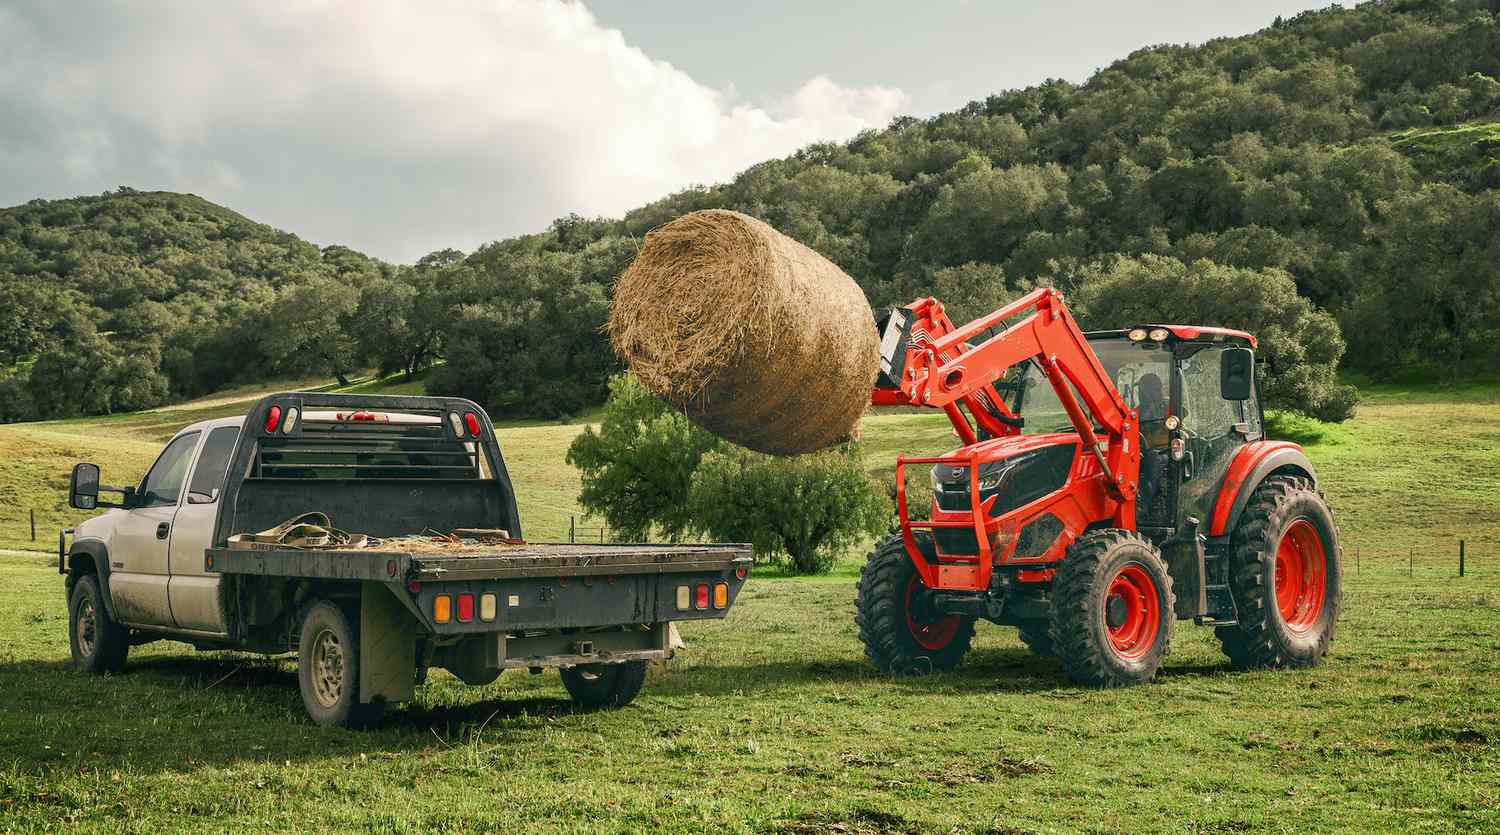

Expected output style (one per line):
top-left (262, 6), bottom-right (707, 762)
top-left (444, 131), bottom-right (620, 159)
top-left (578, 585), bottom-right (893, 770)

top-left (566, 374), bottom-right (722, 542)
top-left (689, 446), bottom-right (890, 575)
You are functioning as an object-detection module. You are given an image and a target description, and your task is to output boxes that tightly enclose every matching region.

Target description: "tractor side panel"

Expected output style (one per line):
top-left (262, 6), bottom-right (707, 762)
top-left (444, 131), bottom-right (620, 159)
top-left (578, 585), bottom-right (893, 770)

top-left (1208, 442), bottom-right (1317, 536)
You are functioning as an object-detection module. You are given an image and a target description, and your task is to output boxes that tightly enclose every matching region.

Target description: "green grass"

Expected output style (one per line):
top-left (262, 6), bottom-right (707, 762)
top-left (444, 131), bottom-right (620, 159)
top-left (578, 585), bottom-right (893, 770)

top-left (1389, 119), bottom-right (1500, 183)
top-left (1, 382), bottom-right (1498, 830)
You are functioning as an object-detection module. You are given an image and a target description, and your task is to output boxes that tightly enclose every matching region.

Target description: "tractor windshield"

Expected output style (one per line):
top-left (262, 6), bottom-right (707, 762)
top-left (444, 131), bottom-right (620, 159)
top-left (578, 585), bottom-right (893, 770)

top-left (1002, 338), bottom-right (1173, 436)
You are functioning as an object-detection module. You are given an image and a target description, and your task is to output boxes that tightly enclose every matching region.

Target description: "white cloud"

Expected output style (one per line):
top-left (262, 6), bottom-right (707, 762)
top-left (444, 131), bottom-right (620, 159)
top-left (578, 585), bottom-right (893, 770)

top-left (0, 1), bottom-right (907, 261)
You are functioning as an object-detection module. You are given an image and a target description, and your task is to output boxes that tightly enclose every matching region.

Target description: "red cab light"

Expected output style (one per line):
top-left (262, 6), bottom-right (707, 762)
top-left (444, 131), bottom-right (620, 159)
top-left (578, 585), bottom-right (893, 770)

top-left (264, 405), bottom-right (282, 433)
top-left (457, 593), bottom-right (475, 622)
top-left (463, 412), bottom-right (481, 437)
top-left (694, 583), bottom-right (710, 610)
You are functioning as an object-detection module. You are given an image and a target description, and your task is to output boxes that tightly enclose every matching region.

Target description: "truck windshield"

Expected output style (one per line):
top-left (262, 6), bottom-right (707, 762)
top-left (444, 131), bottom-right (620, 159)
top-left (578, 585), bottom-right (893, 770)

top-left (1003, 338), bottom-right (1173, 435)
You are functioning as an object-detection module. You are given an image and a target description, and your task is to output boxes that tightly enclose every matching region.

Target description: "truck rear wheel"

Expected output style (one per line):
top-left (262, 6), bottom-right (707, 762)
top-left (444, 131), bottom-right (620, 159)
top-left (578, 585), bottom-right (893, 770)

top-left (69, 574), bottom-right (129, 674)
top-left (1050, 529), bottom-right (1174, 687)
top-left (561, 661), bottom-right (648, 709)
top-left (1215, 476), bottom-right (1341, 669)
top-left (298, 600), bottom-right (386, 728)
top-left (855, 533), bottom-right (975, 675)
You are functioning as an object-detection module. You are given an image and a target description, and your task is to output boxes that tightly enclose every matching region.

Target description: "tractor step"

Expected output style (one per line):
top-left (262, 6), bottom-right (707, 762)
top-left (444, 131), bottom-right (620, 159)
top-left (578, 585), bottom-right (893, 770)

top-left (1198, 582), bottom-right (1238, 626)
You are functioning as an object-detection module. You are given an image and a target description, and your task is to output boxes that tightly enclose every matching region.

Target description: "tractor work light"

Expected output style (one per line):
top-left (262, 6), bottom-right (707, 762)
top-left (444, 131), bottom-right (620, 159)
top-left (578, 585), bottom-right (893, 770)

top-left (695, 583), bottom-right (710, 610)
top-left (480, 593), bottom-right (497, 621)
top-left (1170, 437), bottom-right (1186, 461)
top-left (676, 585), bottom-right (691, 611)
top-left (457, 593), bottom-right (475, 622)
top-left (713, 583), bottom-right (728, 609)
top-left (1127, 328), bottom-right (1147, 342)
top-left (433, 594), bottom-right (452, 623)
top-left (463, 412), bottom-right (482, 437)
top-left (282, 407), bottom-right (300, 434)
top-left (264, 405), bottom-right (282, 433)
top-left (1149, 327), bottom-right (1170, 342)
top-left (1164, 415), bottom-right (1181, 431)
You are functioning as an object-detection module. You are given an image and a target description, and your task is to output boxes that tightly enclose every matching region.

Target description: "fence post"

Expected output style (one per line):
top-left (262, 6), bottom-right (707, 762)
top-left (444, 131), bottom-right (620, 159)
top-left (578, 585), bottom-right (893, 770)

top-left (1459, 540), bottom-right (1465, 578)
top-left (569, 515), bottom-right (575, 544)
top-left (1355, 546), bottom-right (1359, 575)
top-left (1409, 548), bottom-right (1413, 577)
top-left (30, 509), bottom-right (36, 542)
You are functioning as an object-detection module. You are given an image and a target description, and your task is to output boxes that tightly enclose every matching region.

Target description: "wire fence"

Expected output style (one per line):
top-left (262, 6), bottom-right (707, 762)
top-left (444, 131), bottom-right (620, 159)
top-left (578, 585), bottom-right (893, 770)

top-left (1342, 540), bottom-right (1489, 578)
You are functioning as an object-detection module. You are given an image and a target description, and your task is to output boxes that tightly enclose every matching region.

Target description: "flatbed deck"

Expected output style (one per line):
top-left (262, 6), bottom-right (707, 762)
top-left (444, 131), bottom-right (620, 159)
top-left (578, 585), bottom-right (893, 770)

top-left (207, 542), bottom-right (753, 583)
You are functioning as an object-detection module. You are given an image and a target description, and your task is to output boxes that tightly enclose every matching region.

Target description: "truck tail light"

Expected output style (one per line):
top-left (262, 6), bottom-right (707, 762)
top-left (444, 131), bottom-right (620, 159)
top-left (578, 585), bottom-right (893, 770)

top-left (457, 593), bottom-right (474, 622)
top-left (433, 594), bottom-right (451, 623)
top-left (713, 583), bottom-right (728, 609)
top-left (480, 593), bottom-right (496, 621)
top-left (463, 412), bottom-right (481, 437)
top-left (695, 584), bottom-right (709, 610)
top-left (264, 405), bottom-right (282, 433)
top-left (282, 407), bottom-right (299, 434)
top-left (447, 412), bottom-right (465, 437)
top-left (735, 566), bottom-right (748, 580)
top-left (675, 585), bottom-right (690, 611)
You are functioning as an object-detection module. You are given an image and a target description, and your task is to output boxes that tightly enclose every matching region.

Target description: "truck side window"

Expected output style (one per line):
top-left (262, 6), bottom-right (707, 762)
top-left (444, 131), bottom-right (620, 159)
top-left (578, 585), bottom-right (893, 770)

top-left (187, 427), bottom-right (240, 504)
top-left (139, 432), bottom-right (200, 508)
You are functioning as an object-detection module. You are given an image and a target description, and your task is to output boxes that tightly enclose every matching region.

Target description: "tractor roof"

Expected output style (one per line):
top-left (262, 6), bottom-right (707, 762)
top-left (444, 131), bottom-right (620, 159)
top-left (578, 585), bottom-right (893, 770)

top-left (1085, 325), bottom-right (1257, 349)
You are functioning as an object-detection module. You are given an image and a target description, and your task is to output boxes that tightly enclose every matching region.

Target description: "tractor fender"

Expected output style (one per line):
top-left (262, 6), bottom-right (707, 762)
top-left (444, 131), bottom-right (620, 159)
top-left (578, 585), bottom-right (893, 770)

top-left (1208, 441), bottom-right (1317, 537)
top-left (65, 538), bottom-right (122, 623)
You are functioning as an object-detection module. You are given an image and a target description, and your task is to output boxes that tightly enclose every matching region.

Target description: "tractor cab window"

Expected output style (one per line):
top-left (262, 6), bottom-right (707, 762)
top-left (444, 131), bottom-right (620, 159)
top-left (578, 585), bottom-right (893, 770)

top-left (1175, 344), bottom-right (1257, 523)
top-left (1004, 338), bottom-right (1172, 442)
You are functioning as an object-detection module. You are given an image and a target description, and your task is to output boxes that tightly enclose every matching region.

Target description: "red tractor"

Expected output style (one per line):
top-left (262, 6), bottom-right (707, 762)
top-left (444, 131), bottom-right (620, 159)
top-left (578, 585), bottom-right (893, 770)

top-left (856, 287), bottom-right (1340, 686)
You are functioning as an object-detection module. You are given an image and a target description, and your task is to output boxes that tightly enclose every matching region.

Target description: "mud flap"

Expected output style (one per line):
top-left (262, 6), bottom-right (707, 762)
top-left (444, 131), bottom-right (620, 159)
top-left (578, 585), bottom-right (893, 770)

top-left (360, 583), bottom-right (416, 704)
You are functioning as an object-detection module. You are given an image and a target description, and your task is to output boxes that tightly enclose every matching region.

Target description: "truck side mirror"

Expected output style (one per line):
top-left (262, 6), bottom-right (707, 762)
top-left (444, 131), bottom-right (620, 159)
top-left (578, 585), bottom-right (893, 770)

top-left (1220, 348), bottom-right (1253, 401)
top-left (69, 463), bottom-right (101, 510)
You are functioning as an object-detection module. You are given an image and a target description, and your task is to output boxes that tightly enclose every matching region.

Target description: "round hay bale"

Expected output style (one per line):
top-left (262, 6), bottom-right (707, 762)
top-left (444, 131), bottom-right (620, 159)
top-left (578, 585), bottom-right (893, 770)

top-left (609, 209), bottom-right (879, 456)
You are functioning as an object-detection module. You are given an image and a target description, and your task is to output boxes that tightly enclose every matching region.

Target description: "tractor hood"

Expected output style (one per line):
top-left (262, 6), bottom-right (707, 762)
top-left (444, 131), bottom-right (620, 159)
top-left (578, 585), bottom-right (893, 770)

top-left (930, 433), bottom-right (1079, 520)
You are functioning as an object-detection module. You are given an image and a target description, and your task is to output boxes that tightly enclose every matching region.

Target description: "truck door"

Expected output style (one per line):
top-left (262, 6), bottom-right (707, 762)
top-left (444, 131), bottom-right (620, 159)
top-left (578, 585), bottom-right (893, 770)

top-left (108, 430), bottom-right (200, 627)
top-left (167, 425), bottom-right (240, 634)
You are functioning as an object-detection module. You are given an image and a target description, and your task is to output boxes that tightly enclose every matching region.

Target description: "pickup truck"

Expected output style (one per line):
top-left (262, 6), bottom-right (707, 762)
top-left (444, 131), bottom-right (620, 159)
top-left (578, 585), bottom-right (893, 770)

top-left (60, 393), bottom-right (752, 727)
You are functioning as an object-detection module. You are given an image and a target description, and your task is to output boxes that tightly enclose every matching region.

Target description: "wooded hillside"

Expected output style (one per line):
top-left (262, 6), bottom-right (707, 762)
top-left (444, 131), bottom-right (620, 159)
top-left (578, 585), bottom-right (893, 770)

top-left (3, 0), bottom-right (1498, 423)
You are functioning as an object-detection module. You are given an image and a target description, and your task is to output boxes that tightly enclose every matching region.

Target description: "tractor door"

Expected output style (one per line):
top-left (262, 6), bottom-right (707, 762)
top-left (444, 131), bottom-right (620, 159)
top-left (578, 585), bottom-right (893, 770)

top-left (1170, 343), bottom-right (1262, 528)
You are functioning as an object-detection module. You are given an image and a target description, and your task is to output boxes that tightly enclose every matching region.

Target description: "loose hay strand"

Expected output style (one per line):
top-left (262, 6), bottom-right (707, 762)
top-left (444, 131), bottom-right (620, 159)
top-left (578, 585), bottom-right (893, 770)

top-left (609, 210), bottom-right (879, 455)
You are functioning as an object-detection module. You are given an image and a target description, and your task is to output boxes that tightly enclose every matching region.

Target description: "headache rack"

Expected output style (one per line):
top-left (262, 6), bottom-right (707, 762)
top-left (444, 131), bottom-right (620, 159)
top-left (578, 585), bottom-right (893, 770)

top-left (254, 409), bottom-right (484, 480)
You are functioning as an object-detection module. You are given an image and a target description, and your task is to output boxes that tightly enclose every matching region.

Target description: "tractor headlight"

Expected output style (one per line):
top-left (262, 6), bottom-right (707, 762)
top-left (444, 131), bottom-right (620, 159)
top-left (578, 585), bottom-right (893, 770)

top-left (976, 460), bottom-right (1015, 492)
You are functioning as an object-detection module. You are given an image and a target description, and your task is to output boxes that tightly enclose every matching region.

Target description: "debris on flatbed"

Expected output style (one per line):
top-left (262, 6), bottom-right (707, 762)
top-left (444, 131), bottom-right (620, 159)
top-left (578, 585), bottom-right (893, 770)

top-left (228, 513), bottom-right (524, 555)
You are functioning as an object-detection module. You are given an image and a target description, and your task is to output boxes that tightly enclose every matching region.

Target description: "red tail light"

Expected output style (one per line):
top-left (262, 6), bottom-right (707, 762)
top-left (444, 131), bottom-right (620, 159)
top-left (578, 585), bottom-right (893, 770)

top-left (457, 593), bottom-right (475, 622)
top-left (735, 566), bottom-right (748, 580)
top-left (264, 405), bottom-right (282, 433)
top-left (694, 583), bottom-right (709, 610)
top-left (463, 412), bottom-right (481, 437)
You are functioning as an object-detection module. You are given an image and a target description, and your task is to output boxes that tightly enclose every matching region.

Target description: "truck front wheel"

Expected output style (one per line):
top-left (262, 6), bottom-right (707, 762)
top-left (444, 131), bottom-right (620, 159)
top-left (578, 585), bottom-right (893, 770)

top-left (69, 574), bottom-right (129, 674)
top-left (561, 661), bottom-right (648, 709)
top-left (297, 600), bottom-right (386, 728)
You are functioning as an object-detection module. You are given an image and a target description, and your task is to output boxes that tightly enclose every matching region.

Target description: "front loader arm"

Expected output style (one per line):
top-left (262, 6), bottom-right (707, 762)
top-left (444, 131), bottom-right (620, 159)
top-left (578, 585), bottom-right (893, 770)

top-left (874, 287), bottom-right (1139, 505)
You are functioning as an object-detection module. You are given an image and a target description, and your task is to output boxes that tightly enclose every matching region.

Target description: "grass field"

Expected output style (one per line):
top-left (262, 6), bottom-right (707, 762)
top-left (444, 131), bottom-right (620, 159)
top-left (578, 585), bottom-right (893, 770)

top-left (1, 381), bottom-right (1498, 831)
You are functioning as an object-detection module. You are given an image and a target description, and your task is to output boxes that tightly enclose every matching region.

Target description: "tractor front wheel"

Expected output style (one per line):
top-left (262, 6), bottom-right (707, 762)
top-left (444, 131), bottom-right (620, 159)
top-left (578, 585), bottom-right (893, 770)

top-left (855, 533), bottom-right (975, 675)
top-left (1215, 476), bottom-right (1341, 669)
top-left (1050, 529), bottom-right (1174, 687)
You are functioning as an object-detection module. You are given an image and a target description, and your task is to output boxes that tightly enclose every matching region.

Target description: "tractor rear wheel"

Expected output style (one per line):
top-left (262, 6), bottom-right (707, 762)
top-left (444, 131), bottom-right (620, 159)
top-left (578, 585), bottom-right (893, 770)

top-left (1215, 476), bottom-right (1341, 669)
top-left (855, 533), bottom-right (975, 675)
top-left (1050, 529), bottom-right (1174, 687)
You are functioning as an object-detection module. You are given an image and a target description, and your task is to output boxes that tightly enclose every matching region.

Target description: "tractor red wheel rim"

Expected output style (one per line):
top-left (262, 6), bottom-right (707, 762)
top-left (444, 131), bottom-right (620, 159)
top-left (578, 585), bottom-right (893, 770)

top-left (905, 575), bottom-right (961, 651)
top-left (1104, 563), bottom-right (1160, 660)
top-left (1274, 519), bottom-right (1327, 633)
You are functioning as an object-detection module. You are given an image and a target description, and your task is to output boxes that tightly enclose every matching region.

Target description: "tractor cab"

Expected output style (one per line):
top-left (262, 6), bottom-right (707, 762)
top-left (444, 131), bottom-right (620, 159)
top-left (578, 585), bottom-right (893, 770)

top-left (997, 325), bottom-right (1261, 542)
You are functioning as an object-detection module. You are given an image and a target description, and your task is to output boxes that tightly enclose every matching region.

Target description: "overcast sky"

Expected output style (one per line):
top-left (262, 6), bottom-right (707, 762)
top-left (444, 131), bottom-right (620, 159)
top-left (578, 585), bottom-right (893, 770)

top-left (0, 1), bottom-right (1336, 263)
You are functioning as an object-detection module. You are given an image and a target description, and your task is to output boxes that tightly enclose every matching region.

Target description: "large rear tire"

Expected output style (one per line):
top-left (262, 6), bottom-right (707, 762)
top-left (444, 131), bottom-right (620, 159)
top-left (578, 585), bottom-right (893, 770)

top-left (1050, 529), bottom-right (1174, 687)
top-left (561, 661), bottom-right (648, 709)
top-left (298, 600), bottom-right (386, 728)
top-left (855, 533), bottom-right (976, 675)
top-left (69, 574), bottom-right (129, 674)
top-left (1215, 476), bottom-right (1341, 669)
